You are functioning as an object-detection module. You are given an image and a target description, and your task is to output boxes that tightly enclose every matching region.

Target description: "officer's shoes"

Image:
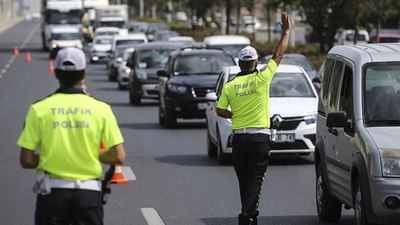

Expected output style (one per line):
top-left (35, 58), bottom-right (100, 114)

top-left (238, 214), bottom-right (255, 225)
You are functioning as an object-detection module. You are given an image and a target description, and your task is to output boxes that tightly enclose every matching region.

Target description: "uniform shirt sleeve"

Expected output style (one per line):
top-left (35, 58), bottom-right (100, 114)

top-left (101, 105), bottom-right (124, 148)
top-left (258, 59), bottom-right (278, 83)
top-left (17, 106), bottom-right (41, 151)
top-left (217, 86), bottom-right (229, 109)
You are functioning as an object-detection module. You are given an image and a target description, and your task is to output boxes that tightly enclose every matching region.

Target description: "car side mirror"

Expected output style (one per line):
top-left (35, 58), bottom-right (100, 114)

top-left (205, 92), bottom-right (217, 101)
top-left (326, 112), bottom-right (347, 128)
top-left (157, 70), bottom-right (169, 77)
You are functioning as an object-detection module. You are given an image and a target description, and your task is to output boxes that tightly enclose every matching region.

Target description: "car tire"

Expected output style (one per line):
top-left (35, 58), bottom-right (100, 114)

top-left (165, 108), bottom-right (176, 128)
top-left (316, 163), bottom-right (342, 222)
top-left (217, 129), bottom-right (230, 164)
top-left (207, 126), bottom-right (217, 158)
top-left (354, 177), bottom-right (376, 225)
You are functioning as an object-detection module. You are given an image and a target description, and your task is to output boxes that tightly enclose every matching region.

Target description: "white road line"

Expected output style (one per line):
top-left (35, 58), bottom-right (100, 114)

top-left (20, 22), bottom-right (40, 50)
top-left (141, 208), bottom-right (166, 225)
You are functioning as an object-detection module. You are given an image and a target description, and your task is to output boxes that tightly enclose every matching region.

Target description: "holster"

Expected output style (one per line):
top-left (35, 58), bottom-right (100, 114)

top-left (101, 165), bottom-right (115, 205)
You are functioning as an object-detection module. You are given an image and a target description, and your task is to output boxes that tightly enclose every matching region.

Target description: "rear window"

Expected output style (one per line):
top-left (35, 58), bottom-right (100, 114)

top-left (270, 73), bottom-right (315, 97)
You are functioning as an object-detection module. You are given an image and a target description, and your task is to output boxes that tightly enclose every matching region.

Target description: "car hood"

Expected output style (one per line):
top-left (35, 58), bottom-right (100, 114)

top-left (169, 75), bottom-right (219, 87)
top-left (366, 127), bottom-right (400, 150)
top-left (53, 40), bottom-right (81, 47)
top-left (270, 97), bottom-right (318, 117)
top-left (92, 44), bottom-right (111, 52)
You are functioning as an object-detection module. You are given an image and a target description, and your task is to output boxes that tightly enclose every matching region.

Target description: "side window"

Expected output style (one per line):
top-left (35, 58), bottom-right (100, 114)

top-left (328, 60), bottom-right (344, 111)
top-left (215, 71), bottom-right (225, 98)
top-left (321, 58), bottom-right (334, 104)
top-left (338, 65), bottom-right (354, 134)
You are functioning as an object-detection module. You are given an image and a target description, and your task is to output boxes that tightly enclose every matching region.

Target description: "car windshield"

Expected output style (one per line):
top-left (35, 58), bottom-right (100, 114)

top-left (97, 31), bottom-right (118, 36)
top-left (115, 46), bottom-right (131, 57)
top-left (174, 54), bottom-right (234, 76)
top-left (281, 57), bottom-right (314, 71)
top-left (116, 39), bottom-right (145, 46)
top-left (52, 33), bottom-right (81, 40)
top-left (94, 38), bottom-right (112, 45)
top-left (99, 21), bottom-right (125, 28)
top-left (123, 50), bottom-right (133, 61)
top-left (46, 10), bottom-right (82, 25)
top-left (364, 63), bottom-right (400, 126)
top-left (136, 49), bottom-right (174, 69)
top-left (270, 73), bottom-right (315, 97)
top-left (208, 44), bottom-right (247, 57)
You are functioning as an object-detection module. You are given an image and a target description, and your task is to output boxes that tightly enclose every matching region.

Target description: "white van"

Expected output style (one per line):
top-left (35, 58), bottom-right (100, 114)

top-left (203, 35), bottom-right (250, 61)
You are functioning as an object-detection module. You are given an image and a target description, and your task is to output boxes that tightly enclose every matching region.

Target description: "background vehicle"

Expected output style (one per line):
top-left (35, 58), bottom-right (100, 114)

top-left (203, 35), bottom-right (250, 62)
top-left (157, 48), bottom-right (236, 128)
top-left (116, 47), bottom-right (134, 90)
top-left (110, 33), bottom-right (148, 54)
top-left (41, 0), bottom-right (84, 51)
top-left (168, 36), bottom-right (196, 47)
top-left (262, 53), bottom-right (318, 79)
top-left (107, 43), bottom-right (135, 81)
top-left (127, 42), bottom-right (183, 105)
top-left (334, 29), bottom-right (370, 45)
top-left (49, 26), bottom-right (83, 59)
top-left (315, 43), bottom-right (400, 225)
top-left (94, 26), bottom-right (120, 37)
top-left (94, 4), bottom-right (128, 33)
top-left (89, 35), bottom-right (112, 63)
top-left (205, 64), bottom-right (318, 163)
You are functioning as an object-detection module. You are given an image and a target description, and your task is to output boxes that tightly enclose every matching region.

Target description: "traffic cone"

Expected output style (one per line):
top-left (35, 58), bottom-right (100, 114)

top-left (13, 46), bottom-right (19, 56)
top-left (111, 163), bottom-right (130, 184)
top-left (48, 60), bottom-right (54, 73)
top-left (25, 52), bottom-right (32, 63)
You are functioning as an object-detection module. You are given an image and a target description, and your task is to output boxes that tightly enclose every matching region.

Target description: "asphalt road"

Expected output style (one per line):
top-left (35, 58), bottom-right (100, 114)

top-left (0, 20), bottom-right (354, 225)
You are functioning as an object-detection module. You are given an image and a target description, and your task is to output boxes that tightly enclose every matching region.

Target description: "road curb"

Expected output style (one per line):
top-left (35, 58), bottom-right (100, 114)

top-left (0, 17), bottom-right (24, 34)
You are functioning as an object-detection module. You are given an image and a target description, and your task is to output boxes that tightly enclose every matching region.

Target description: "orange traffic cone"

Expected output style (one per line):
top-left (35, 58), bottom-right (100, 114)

top-left (13, 46), bottom-right (19, 56)
top-left (25, 52), bottom-right (32, 63)
top-left (111, 164), bottom-right (130, 184)
top-left (48, 60), bottom-right (54, 73)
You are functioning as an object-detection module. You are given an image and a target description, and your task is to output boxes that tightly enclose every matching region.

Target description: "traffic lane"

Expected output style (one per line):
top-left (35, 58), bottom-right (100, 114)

top-left (0, 21), bottom-right (56, 225)
top-left (83, 64), bottom-right (355, 225)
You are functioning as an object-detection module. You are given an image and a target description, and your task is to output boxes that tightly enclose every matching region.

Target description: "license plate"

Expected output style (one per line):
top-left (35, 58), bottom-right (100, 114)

top-left (275, 133), bottom-right (295, 143)
top-left (198, 103), bottom-right (207, 110)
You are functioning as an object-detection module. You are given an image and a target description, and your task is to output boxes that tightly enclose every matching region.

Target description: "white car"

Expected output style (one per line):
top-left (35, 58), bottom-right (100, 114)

top-left (94, 27), bottom-right (121, 37)
top-left (49, 26), bottom-right (83, 59)
top-left (89, 35), bottom-right (113, 63)
top-left (203, 35), bottom-right (250, 62)
top-left (168, 36), bottom-right (195, 47)
top-left (205, 64), bottom-right (318, 163)
top-left (117, 47), bottom-right (134, 90)
top-left (111, 33), bottom-right (148, 54)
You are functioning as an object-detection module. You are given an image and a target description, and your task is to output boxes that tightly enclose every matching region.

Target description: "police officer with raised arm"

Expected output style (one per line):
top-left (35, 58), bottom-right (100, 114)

top-left (216, 12), bottom-right (291, 225)
top-left (18, 47), bottom-right (126, 225)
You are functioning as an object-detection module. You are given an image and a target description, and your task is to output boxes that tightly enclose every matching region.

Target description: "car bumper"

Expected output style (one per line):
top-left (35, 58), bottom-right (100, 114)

top-left (90, 53), bottom-right (108, 62)
top-left (167, 96), bottom-right (208, 119)
top-left (369, 176), bottom-right (400, 223)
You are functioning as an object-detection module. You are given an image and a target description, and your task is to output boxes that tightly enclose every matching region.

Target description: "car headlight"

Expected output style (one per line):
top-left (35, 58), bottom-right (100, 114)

top-left (304, 113), bottom-right (317, 125)
top-left (51, 42), bottom-right (58, 49)
top-left (381, 148), bottom-right (400, 177)
top-left (168, 84), bottom-right (187, 94)
top-left (136, 70), bottom-right (147, 79)
top-left (125, 67), bottom-right (131, 74)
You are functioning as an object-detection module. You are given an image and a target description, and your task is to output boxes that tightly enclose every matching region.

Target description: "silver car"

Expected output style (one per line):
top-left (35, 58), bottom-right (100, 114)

top-left (315, 43), bottom-right (400, 225)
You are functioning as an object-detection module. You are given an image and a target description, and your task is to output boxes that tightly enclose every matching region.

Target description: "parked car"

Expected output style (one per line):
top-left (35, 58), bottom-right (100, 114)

top-left (315, 43), bottom-right (400, 225)
top-left (262, 53), bottom-right (318, 79)
top-left (205, 64), bottom-right (318, 163)
top-left (107, 44), bottom-right (135, 81)
top-left (89, 35), bottom-right (113, 63)
top-left (127, 42), bottom-right (183, 105)
top-left (203, 35), bottom-right (250, 62)
top-left (49, 26), bottom-right (83, 59)
top-left (116, 47), bottom-right (135, 90)
top-left (157, 48), bottom-right (236, 128)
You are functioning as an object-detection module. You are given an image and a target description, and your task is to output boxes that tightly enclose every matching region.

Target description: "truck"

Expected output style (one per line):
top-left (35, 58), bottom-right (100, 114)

top-left (41, 0), bottom-right (84, 51)
top-left (81, 0), bottom-right (110, 42)
top-left (94, 5), bottom-right (128, 32)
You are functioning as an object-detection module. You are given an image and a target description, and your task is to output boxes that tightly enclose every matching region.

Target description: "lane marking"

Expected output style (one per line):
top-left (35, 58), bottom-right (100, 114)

top-left (141, 208), bottom-right (166, 225)
top-left (20, 22), bottom-right (40, 49)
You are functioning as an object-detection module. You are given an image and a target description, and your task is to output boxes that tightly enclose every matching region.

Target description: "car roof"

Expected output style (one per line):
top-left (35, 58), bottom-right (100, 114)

top-left (113, 33), bottom-right (147, 40)
top-left (133, 42), bottom-right (183, 50)
top-left (95, 27), bottom-right (120, 32)
top-left (328, 43), bottom-right (400, 64)
top-left (168, 36), bottom-right (195, 41)
top-left (51, 26), bottom-right (80, 33)
top-left (171, 48), bottom-right (234, 57)
top-left (203, 35), bottom-right (250, 45)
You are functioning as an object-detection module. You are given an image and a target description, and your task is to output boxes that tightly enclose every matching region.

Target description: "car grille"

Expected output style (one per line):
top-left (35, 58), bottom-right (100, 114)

top-left (278, 117), bottom-right (303, 131)
top-left (192, 87), bottom-right (213, 98)
top-left (272, 140), bottom-right (309, 150)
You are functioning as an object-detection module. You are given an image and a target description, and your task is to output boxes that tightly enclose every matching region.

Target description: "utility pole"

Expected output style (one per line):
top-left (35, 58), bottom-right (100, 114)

top-left (139, 0), bottom-right (144, 18)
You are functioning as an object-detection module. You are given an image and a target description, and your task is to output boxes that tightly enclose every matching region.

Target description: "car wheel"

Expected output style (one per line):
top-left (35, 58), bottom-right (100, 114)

top-left (165, 108), bottom-right (176, 128)
top-left (217, 129), bottom-right (230, 164)
top-left (206, 125), bottom-right (217, 158)
top-left (354, 177), bottom-right (375, 225)
top-left (316, 163), bottom-right (342, 222)
top-left (158, 104), bottom-right (165, 125)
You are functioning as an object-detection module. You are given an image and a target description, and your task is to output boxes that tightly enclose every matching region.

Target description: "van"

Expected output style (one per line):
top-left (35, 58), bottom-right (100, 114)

top-left (334, 29), bottom-right (370, 45)
top-left (315, 43), bottom-right (400, 225)
top-left (203, 35), bottom-right (250, 62)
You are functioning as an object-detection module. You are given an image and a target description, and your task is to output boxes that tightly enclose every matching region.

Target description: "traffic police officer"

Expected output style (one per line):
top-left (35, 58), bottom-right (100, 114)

top-left (18, 47), bottom-right (126, 225)
top-left (216, 12), bottom-right (291, 225)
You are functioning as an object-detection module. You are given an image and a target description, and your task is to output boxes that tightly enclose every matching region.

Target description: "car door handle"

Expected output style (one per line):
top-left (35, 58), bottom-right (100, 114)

top-left (328, 128), bottom-right (338, 136)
